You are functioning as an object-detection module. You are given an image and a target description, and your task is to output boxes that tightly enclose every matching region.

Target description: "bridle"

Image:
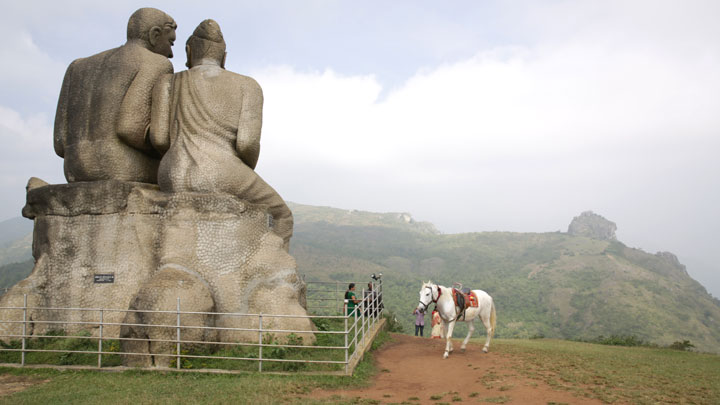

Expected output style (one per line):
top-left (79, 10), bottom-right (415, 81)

top-left (418, 284), bottom-right (439, 312)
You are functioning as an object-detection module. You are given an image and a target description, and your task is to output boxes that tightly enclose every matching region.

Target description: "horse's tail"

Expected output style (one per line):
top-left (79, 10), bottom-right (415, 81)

top-left (490, 301), bottom-right (497, 338)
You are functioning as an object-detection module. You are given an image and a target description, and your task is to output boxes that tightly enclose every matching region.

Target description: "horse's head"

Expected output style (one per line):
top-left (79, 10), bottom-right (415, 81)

top-left (417, 281), bottom-right (435, 312)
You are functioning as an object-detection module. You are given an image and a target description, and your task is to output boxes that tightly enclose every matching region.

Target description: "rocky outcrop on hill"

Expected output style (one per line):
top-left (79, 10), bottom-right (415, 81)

top-left (567, 211), bottom-right (617, 240)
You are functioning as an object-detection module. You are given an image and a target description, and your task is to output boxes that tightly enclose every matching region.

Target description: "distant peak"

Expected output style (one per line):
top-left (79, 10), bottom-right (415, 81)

top-left (567, 211), bottom-right (617, 241)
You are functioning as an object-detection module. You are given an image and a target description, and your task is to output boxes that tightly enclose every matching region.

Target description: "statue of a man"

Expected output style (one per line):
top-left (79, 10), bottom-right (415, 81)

top-left (54, 8), bottom-right (177, 183)
top-left (150, 20), bottom-right (293, 249)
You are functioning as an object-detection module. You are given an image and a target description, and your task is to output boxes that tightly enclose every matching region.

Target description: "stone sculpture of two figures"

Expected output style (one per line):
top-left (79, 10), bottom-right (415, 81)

top-left (54, 9), bottom-right (292, 247)
top-left (1, 8), bottom-right (313, 367)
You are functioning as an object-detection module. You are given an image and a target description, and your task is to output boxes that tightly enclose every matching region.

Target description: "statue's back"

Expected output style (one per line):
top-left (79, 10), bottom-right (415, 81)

top-left (55, 44), bottom-right (172, 183)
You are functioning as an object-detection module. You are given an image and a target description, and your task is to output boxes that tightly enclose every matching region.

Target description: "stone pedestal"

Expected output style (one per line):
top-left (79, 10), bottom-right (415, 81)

top-left (0, 179), bottom-right (314, 363)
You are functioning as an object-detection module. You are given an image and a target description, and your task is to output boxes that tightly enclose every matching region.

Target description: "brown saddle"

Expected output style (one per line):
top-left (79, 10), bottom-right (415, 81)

top-left (452, 288), bottom-right (478, 311)
top-left (453, 288), bottom-right (478, 312)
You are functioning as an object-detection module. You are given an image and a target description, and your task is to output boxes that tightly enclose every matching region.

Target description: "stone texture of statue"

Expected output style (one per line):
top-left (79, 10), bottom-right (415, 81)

top-left (0, 13), bottom-right (314, 363)
top-left (0, 179), bottom-right (313, 352)
top-left (149, 19), bottom-right (293, 250)
top-left (54, 8), bottom-right (177, 183)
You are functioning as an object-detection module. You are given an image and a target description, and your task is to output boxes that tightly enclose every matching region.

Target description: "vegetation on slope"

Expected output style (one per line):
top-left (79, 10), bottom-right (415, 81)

top-left (288, 203), bottom-right (720, 353)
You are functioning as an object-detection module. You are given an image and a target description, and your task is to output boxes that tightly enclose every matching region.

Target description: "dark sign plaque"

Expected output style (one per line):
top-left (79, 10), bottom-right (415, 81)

top-left (94, 274), bottom-right (115, 283)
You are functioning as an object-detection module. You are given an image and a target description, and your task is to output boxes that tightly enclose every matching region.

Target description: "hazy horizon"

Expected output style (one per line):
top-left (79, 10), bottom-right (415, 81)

top-left (1, 1), bottom-right (718, 297)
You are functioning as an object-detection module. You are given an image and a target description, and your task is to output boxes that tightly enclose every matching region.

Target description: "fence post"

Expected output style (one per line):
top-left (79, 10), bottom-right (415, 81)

top-left (336, 281), bottom-right (340, 314)
top-left (176, 298), bottom-right (181, 370)
top-left (258, 313), bottom-right (263, 372)
top-left (98, 309), bottom-right (104, 368)
top-left (361, 288), bottom-right (367, 350)
top-left (353, 303), bottom-right (358, 360)
top-left (344, 309), bottom-right (349, 375)
top-left (21, 294), bottom-right (27, 366)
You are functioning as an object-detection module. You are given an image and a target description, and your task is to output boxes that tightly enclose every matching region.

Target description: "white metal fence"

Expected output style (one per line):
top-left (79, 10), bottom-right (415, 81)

top-left (0, 280), bottom-right (385, 375)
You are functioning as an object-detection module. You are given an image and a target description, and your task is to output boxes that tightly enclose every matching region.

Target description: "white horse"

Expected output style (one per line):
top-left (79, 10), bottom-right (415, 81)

top-left (417, 281), bottom-right (496, 359)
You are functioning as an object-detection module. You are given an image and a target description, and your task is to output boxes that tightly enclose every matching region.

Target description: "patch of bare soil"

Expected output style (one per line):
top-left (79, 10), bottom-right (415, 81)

top-left (311, 334), bottom-right (602, 404)
top-left (0, 373), bottom-right (49, 397)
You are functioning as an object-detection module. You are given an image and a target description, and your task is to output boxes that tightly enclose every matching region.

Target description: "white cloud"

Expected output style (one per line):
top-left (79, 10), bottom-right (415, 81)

top-left (254, 37), bottom-right (719, 187)
top-left (0, 27), bottom-right (65, 110)
top-left (0, 106), bottom-right (64, 219)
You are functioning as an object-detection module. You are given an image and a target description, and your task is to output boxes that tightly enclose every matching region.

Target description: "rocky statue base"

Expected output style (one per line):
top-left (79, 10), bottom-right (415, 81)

top-left (0, 178), bottom-right (313, 367)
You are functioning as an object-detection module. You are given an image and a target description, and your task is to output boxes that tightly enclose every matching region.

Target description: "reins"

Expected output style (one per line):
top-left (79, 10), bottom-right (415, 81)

top-left (419, 284), bottom-right (462, 322)
top-left (417, 285), bottom-right (438, 312)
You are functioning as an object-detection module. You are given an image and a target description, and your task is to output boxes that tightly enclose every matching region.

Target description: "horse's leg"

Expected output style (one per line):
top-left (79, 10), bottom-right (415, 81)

top-left (481, 311), bottom-right (493, 353)
top-left (461, 319), bottom-right (474, 352)
top-left (443, 320), bottom-right (456, 359)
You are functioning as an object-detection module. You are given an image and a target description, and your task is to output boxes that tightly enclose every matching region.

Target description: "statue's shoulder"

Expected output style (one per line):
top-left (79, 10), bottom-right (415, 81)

top-left (227, 72), bottom-right (262, 94)
top-left (67, 46), bottom-right (121, 72)
top-left (121, 43), bottom-right (173, 72)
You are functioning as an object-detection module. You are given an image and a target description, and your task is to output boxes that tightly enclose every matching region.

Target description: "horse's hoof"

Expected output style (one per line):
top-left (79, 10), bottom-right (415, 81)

top-left (443, 352), bottom-right (449, 359)
top-left (482, 347), bottom-right (489, 353)
top-left (461, 347), bottom-right (466, 352)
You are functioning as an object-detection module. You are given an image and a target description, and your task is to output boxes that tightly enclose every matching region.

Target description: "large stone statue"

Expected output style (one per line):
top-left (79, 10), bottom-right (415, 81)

top-left (0, 12), bottom-right (313, 367)
top-left (149, 19), bottom-right (293, 249)
top-left (54, 8), bottom-right (177, 183)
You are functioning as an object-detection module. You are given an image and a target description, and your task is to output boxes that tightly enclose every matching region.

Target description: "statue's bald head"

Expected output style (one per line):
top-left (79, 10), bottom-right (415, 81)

top-left (127, 8), bottom-right (177, 58)
top-left (186, 19), bottom-right (226, 68)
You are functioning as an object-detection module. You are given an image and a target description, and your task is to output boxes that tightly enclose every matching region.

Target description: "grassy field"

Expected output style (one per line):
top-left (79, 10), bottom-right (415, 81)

top-left (493, 338), bottom-right (720, 404)
top-left (0, 317), bottom-right (365, 373)
top-left (1, 336), bottom-right (718, 404)
top-left (0, 331), bottom-right (390, 405)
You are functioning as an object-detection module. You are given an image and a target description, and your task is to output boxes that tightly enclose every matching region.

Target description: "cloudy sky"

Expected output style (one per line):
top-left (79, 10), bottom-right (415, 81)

top-left (1, 1), bottom-right (719, 296)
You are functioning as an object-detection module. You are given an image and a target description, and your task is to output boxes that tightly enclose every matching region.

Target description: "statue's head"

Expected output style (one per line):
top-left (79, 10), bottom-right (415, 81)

top-left (127, 8), bottom-right (177, 58)
top-left (185, 19), bottom-right (227, 68)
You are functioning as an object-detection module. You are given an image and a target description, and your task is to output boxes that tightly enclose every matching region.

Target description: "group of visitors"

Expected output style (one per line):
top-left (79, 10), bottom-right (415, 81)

top-left (344, 281), bottom-right (383, 316)
top-left (343, 280), bottom-right (443, 339)
top-left (413, 307), bottom-right (442, 338)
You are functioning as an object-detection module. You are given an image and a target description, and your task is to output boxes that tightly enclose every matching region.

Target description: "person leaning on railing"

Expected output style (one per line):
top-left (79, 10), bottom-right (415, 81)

top-left (344, 283), bottom-right (361, 316)
top-left (363, 282), bottom-right (374, 317)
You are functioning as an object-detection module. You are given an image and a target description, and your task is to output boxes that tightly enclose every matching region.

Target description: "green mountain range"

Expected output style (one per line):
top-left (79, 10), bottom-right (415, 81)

top-left (2, 204), bottom-right (719, 352)
top-left (287, 203), bottom-right (720, 353)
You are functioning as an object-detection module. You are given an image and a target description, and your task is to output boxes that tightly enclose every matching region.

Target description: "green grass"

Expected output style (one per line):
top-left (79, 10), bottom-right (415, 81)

top-left (0, 317), bottom-right (370, 373)
top-left (2, 336), bottom-right (718, 404)
top-left (493, 338), bottom-right (720, 404)
top-left (0, 331), bottom-right (391, 404)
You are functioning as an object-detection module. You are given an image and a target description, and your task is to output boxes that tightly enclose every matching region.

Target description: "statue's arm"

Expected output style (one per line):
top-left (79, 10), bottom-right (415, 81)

top-left (117, 60), bottom-right (173, 152)
top-left (149, 74), bottom-right (173, 154)
top-left (53, 63), bottom-right (75, 158)
top-left (236, 79), bottom-right (263, 170)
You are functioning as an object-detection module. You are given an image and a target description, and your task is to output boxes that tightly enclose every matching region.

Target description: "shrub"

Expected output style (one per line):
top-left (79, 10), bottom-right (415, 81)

top-left (578, 335), bottom-right (655, 347)
top-left (383, 311), bottom-right (404, 333)
top-left (668, 340), bottom-right (695, 351)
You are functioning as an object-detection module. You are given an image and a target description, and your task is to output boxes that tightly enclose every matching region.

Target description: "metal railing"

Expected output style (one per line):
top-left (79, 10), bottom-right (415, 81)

top-left (305, 279), bottom-right (384, 316)
top-left (0, 281), bottom-right (385, 375)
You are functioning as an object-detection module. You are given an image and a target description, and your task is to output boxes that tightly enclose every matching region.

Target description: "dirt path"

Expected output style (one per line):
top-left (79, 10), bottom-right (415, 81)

top-left (312, 334), bottom-right (602, 404)
top-left (0, 374), bottom-right (49, 397)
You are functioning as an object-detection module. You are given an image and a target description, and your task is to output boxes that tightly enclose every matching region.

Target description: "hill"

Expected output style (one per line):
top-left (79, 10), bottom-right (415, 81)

top-left (2, 203), bottom-right (719, 352)
top-left (287, 204), bottom-right (720, 353)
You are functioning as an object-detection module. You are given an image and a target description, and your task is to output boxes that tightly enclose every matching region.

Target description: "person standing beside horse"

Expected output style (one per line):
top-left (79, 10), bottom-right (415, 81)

top-left (413, 308), bottom-right (426, 336)
top-left (431, 307), bottom-right (442, 339)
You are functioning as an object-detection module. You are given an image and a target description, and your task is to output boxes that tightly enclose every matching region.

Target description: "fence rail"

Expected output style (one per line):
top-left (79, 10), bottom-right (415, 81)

top-left (0, 280), bottom-right (385, 375)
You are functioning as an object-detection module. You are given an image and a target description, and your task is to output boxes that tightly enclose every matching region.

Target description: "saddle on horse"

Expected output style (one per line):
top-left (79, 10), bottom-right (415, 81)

top-left (451, 287), bottom-right (478, 321)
